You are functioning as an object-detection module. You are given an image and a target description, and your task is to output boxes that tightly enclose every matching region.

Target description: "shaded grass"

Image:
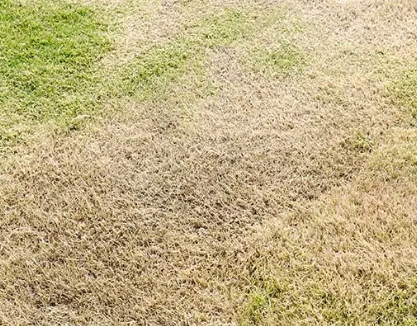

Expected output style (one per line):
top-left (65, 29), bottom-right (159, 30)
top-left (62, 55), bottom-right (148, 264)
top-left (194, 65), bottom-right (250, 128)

top-left (0, 0), bottom-right (111, 144)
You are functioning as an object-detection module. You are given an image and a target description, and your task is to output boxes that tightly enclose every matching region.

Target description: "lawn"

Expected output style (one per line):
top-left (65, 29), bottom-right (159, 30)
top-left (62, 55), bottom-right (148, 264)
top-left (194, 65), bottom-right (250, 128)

top-left (0, 0), bottom-right (416, 325)
top-left (0, 0), bottom-right (111, 144)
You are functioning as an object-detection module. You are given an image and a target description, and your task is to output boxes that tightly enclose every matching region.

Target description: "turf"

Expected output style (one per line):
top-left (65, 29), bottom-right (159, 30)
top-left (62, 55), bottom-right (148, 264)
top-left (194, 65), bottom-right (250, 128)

top-left (247, 44), bottom-right (306, 77)
top-left (0, 0), bottom-right (417, 325)
top-left (121, 9), bottom-right (258, 101)
top-left (0, 0), bottom-right (111, 144)
top-left (195, 10), bottom-right (255, 48)
top-left (391, 66), bottom-right (417, 118)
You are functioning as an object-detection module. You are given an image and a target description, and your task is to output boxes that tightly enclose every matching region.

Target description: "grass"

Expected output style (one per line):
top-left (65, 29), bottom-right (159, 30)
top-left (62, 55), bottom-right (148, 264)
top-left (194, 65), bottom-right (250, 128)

top-left (239, 127), bottom-right (417, 325)
top-left (195, 10), bottom-right (256, 48)
top-left (0, 0), bottom-right (111, 144)
top-left (122, 40), bottom-right (194, 99)
top-left (391, 66), bottom-right (417, 118)
top-left (247, 43), bottom-right (306, 77)
top-left (121, 9), bottom-right (259, 101)
top-left (1, 0), bottom-right (417, 325)
top-left (241, 129), bottom-right (417, 325)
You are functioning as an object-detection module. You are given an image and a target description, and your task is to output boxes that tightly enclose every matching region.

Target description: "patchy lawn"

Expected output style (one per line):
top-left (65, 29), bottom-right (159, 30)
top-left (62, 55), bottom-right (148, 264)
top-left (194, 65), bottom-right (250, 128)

top-left (0, 0), bottom-right (416, 325)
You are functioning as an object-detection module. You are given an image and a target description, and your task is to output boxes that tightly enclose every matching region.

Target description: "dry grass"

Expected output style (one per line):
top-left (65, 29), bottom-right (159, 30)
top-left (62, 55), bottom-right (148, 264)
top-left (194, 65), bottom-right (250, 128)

top-left (1, 0), bottom-right (417, 325)
top-left (239, 126), bottom-right (417, 325)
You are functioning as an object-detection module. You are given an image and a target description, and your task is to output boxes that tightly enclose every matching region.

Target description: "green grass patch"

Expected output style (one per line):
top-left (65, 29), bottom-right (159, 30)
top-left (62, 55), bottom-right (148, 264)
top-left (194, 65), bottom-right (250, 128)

top-left (240, 276), bottom-right (417, 325)
top-left (241, 277), bottom-right (288, 326)
top-left (121, 39), bottom-right (216, 102)
top-left (194, 10), bottom-right (256, 48)
top-left (243, 290), bottom-right (270, 325)
top-left (122, 9), bottom-right (291, 101)
top-left (122, 9), bottom-right (258, 101)
top-left (247, 43), bottom-right (306, 77)
top-left (390, 67), bottom-right (417, 118)
top-left (0, 0), bottom-right (111, 143)
top-left (369, 282), bottom-right (417, 326)
top-left (342, 131), bottom-right (376, 154)
top-left (122, 40), bottom-right (205, 101)
top-left (368, 129), bottom-right (417, 180)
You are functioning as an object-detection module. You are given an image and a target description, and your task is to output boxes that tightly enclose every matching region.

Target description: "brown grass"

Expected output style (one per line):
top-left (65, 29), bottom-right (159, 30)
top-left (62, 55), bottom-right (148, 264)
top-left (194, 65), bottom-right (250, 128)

top-left (1, 0), bottom-right (417, 325)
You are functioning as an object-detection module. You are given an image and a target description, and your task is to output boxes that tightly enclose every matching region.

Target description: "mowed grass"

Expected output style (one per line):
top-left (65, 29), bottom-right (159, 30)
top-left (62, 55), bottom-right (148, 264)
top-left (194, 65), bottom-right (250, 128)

top-left (1, 0), bottom-right (417, 325)
top-left (0, 0), bottom-right (111, 144)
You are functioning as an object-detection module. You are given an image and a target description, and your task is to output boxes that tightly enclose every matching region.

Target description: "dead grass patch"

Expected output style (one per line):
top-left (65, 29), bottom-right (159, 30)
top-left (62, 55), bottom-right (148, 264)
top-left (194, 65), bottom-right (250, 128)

top-left (239, 127), bottom-right (417, 325)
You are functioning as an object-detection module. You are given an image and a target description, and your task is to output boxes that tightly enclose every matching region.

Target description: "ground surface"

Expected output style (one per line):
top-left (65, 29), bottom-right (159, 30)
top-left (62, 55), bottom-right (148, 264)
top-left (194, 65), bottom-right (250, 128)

top-left (0, 0), bottom-right (417, 325)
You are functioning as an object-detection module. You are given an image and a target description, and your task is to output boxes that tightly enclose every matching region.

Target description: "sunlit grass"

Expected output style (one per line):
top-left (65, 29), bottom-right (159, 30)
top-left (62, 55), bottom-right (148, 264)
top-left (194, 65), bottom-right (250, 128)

top-left (0, 0), bottom-right (111, 143)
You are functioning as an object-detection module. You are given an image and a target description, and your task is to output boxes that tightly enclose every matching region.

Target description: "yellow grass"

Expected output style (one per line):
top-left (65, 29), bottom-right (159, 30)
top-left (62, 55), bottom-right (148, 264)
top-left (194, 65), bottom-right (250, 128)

top-left (1, 0), bottom-right (416, 324)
